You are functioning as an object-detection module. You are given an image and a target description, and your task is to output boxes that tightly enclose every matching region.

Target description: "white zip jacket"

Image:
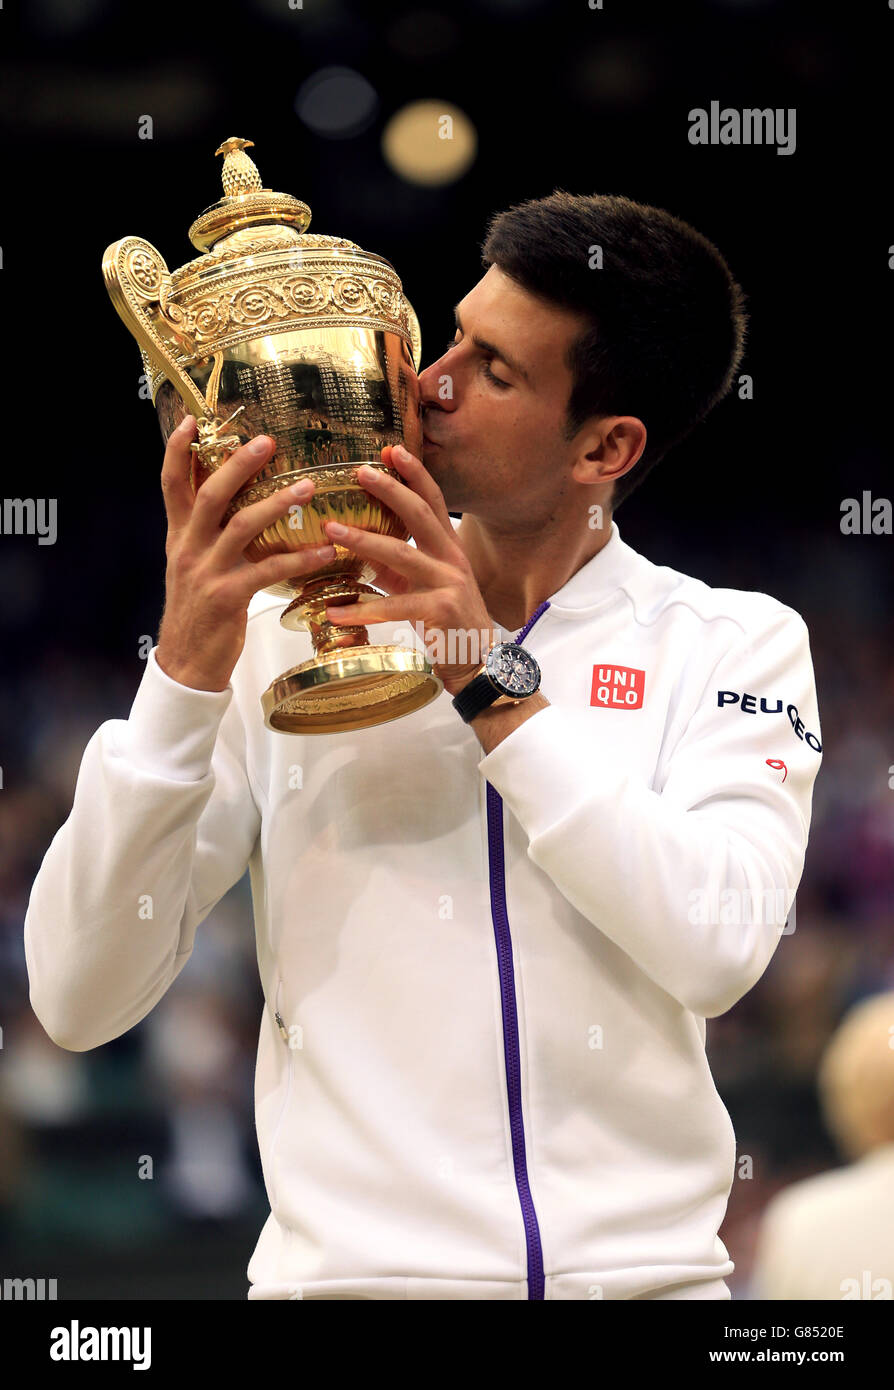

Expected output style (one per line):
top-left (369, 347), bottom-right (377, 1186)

top-left (24, 517), bottom-right (823, 1300)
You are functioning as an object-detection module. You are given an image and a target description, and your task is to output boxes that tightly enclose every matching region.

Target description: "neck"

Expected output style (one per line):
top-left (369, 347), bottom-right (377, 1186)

top-left (455, 511), bottom-right (615, 632)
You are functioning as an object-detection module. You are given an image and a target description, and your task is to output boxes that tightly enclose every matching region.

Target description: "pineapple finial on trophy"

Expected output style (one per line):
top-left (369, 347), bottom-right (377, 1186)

top-left (213, 137), bottom-right (264, 197)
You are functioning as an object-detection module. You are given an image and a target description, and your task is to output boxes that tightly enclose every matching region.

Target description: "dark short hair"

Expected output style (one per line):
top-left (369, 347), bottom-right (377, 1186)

top-left (480, 190), bottom-right (748, 510)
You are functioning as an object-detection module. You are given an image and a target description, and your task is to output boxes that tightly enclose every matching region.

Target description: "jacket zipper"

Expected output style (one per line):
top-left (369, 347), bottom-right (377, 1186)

top-left (269, 979), bottom-right (293, 1213)
top-left (274, 978), bottom-right (287, 1043)
top-left (485, 600), bottom-right (550, 1300)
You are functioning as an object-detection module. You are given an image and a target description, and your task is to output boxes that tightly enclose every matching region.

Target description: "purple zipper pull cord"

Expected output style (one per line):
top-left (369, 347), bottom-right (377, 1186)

top-left (486, 598), bottom-right (551, 1299)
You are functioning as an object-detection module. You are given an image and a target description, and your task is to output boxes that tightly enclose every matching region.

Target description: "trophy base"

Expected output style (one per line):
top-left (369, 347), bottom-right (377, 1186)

top-left (260, 645), bottom-right (443, 735)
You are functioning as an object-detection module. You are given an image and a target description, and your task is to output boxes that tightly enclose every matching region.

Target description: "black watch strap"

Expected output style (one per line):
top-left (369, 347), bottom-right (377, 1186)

top-left (452, 670), bottom-right (502, 723)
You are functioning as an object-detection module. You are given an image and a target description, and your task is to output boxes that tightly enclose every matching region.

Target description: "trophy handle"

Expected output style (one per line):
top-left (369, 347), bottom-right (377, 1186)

top-left (102, 235), bottom-right (208, 421)
top-left (407, 303), bottom-right (422, 372)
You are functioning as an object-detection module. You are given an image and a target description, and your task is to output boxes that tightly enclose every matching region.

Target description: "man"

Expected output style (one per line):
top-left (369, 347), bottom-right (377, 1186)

top-left (25, 191), bottom-right (822, 1300)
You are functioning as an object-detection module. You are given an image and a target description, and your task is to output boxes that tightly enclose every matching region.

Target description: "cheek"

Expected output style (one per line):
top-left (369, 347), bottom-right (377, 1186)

top-left (484, 405), bottom-right (545, 449)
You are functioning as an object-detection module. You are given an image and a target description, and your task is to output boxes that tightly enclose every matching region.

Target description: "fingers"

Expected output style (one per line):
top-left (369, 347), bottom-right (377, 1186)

top-left (160, 415), bottom-right (198, 532)
top-left (321, 518), bottom-right (441, 588)
top-left (366, 447), bottom-right (456, 559)
top-left (189, 433), bottom-right (279, 544)
top-left (213, 476), bottom-right (316, 568)
top-left (383, 444), bottom-right (455, 536)
top-left (241, 541), bottom-right (337, 599)
top-left (365, 560), bottom-right (408, 596)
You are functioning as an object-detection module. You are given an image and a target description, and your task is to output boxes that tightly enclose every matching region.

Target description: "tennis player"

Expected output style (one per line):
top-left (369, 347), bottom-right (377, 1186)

top-left (25, 191), bottom-right (822, 1300)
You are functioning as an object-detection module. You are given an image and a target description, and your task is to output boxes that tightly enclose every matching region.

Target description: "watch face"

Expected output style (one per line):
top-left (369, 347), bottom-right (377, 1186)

top-left (486, 643), bottom-right (541, 697)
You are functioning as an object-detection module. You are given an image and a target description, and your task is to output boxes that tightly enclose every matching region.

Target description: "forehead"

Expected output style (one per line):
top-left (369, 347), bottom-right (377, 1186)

top-left (457, 265), bottom-right (589, 387)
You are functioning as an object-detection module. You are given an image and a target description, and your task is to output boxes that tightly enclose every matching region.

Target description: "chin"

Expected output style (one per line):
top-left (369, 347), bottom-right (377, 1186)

top-left (431, 457), bottom-right (472, 511)
top-left (428, 464), bottom-right (461, 512)
top-left (422, 447), bottom-right (446, 479)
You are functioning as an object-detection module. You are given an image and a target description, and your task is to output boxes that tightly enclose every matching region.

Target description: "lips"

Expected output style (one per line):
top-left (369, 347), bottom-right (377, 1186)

top-left (420, 413), bottom-right (441, 448)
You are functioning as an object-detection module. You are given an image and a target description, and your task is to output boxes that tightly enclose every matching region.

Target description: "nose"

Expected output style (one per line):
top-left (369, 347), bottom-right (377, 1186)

top-left (418, 345), bottom-right (458, 416)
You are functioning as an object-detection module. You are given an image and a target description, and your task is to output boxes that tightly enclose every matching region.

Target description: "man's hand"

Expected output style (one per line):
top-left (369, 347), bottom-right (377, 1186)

top-left (156, 418), bottom-right (336, 691)
top-left (322, 444), bottom-right (499, 695)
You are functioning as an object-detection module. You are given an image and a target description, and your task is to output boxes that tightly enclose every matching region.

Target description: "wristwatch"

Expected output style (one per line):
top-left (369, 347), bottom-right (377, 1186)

top-left (452, 641), bottom-right (542, 724)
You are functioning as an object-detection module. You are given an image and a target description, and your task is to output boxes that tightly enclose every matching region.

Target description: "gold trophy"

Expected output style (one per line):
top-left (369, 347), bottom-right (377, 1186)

top-left (102, 136), bottom-right (443, 734)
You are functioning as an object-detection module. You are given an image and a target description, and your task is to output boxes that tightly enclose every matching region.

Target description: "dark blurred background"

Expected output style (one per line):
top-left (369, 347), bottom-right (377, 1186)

top-left (0, 0), bottom-right (891, 1298)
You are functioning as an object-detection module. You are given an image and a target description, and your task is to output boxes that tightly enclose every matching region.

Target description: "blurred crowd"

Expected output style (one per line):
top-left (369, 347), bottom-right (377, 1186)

top-left (0, 533), bottom-right (892, 1300)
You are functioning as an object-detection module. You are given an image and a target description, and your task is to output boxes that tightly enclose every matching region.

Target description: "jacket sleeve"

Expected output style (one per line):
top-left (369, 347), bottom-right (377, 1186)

top-left (478, 605), bottom-right (822, 1018)
top-left (24, 647), bottom-right (261, 1051)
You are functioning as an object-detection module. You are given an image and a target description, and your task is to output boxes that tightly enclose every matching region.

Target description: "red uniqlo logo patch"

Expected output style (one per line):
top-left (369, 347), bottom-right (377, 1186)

top-left (590, 664), bottom-right (646, 709)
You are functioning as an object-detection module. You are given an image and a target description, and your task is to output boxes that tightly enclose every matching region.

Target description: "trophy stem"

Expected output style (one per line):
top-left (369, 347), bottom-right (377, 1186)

top-left (281, 576), bottom-right (379, 657)
top-left (263, 571), bottom-right (443, 734)
top-left (261, 644), bottom-right (443, 735)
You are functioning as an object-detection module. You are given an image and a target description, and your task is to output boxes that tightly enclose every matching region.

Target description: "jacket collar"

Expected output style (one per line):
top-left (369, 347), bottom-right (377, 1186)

top-left (483, 520), bottom-right (642, 640)
top-left (542, 520), bottom-right (640, 617)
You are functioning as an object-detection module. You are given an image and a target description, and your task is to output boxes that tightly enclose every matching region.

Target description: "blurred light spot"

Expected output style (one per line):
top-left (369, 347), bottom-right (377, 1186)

top-left (382, 100), bottom-right (477, 186)
top-left (23, 0), bottom-right (110, 37)
top-left (2, 1023), bottom-right (89, 1123)
top-left (573, 42), bottom-right (655, 109)
top-left (295, 67), bottom-right (379, 139)
top-left (782, 37), bottom-right (835, 83)
top-left (166, 1102), bottom-right (255, 1218)
top-left (387, 10), bottom-right (460, 59)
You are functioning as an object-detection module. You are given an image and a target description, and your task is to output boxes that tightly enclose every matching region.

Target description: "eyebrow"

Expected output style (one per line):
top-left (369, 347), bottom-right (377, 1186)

top-left (453, 305), bottom-right (532, 384)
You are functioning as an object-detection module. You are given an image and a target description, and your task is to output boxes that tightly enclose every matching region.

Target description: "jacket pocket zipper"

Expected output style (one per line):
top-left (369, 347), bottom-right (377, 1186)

top-left (269, 977), bottom-right (293, 1214)
top-left (274, 980), bottom-right (289, 1043)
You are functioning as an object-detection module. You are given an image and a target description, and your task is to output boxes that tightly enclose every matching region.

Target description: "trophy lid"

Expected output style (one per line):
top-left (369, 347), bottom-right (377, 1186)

top-left (102, 136), bottom-right (422, 415)
top-left (187, 137), bottom-right (314, 251)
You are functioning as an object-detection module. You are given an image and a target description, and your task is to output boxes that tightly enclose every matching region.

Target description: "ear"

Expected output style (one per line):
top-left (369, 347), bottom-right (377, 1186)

top-left (572, 416), bottom-right (647, 487)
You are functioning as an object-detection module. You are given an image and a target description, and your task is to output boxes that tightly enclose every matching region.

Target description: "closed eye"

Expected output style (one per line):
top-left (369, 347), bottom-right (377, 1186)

top-left (481, 361), bottom-right (511, 389)
top-left (444, 335), bottom-right (511, 390)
